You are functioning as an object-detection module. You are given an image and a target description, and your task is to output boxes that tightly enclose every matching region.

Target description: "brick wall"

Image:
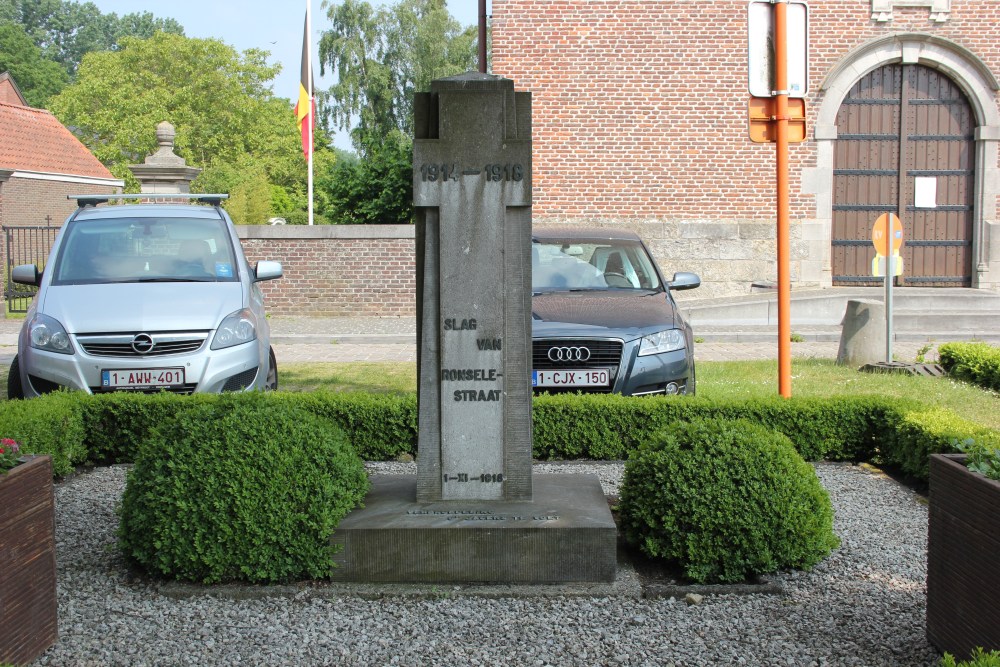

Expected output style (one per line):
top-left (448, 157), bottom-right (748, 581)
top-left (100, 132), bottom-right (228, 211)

top-left (238, 225), bottom-right (416, 316)
top-left (492, 0), bottom-right (1000, 295)
top-left (0, 177), bottom-right (118, 229)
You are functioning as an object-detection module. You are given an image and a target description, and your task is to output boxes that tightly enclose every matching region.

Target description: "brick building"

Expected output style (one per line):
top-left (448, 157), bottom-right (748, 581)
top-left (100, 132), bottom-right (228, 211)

top-left (0, 72), bottom-right (122, 266)
top-left (492, 0), bottom-right (1000, 296)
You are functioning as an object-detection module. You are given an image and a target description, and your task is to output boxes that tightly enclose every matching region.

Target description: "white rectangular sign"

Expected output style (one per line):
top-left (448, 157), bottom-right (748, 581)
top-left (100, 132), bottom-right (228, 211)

top-left (915, 176), bottom-right (938, 208)
top-left (748, 1), bottom-right (809, 98)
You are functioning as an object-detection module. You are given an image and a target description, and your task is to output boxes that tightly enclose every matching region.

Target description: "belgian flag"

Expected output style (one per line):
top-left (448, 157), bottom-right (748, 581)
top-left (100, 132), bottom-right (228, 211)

top-left (294, 12), bottom-right (314, 158)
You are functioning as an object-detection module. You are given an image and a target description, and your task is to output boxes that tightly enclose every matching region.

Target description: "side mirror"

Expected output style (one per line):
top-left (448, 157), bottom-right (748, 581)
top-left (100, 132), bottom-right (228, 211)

top-left (666, 272), bottom-right (700, 291)
top-left (11, 264), bottom-right (41, 286)
top-left (254, 260), bottom-right (283, 282)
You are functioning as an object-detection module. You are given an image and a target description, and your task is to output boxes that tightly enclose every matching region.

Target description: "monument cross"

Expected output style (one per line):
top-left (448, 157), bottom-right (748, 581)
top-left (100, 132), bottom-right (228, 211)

top-left (413, 73), bottom-right (533, 502)
top-left (328, 73), bottom-right (615, 584)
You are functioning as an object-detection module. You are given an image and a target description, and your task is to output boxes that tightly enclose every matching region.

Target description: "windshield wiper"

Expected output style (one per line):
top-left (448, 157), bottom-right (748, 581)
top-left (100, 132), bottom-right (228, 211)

top-left (135, 277), bottom-right (214, 283)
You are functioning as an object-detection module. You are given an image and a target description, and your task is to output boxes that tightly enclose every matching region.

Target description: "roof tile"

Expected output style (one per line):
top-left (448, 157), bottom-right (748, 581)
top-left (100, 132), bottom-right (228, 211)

top-left (0, 101), bottom-right (114, 180)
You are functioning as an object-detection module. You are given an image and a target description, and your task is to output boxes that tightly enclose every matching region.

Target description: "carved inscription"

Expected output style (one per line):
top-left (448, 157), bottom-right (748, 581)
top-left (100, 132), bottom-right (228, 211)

top-left (443, 318), bottom-right (477, 331)
top-left (477, 338), bottom-right (502, 350)
top-left (418, 163), bottom-right (525, 182)
top-left (405, 509), bottom-right (561, 522)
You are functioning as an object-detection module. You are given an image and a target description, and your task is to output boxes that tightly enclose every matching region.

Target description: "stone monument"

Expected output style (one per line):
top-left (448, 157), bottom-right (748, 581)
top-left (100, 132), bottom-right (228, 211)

top-left (330, 73), bottom-right (616, 583)
top-left (412, 72), bottom-right (533, 502)
top-left (128, 121), bottom-right (200, 194)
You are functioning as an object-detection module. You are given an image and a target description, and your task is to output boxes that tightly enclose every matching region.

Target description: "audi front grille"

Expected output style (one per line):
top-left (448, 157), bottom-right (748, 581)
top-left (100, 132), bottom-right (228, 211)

top-left (532, 338), bottom-right (623, 394)
top-left (77, 333), bottom-right (207, 358)
top-left (532, 339), bottom-right (623, 370)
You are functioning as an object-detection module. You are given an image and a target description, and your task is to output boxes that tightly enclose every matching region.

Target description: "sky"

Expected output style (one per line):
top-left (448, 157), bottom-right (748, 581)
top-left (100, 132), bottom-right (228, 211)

top-left (84, 0), bottom-right (490, 148)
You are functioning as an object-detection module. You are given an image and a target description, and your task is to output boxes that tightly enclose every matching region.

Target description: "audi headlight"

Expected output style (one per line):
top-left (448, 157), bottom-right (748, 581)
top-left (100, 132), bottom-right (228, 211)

top-left (638, 329), bottom-right (685, 356)
top-left (28, 313), bottom-right (74, 354)
top-left (211, 308), bottom-right (257, 350)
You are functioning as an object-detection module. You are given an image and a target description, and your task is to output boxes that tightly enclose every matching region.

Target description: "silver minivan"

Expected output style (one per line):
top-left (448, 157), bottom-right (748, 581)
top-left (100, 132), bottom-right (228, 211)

top-left (8, 194), bottom-right (283, 398)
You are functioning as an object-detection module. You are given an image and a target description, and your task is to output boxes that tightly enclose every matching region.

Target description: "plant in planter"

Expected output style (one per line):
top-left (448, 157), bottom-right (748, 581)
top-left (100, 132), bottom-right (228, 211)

top-left (0, 442), bottom-right (58, 666)
top-left (0, 438), bottom-right (22, 471)
top-left (927, 440), bottom-right (1000, 659)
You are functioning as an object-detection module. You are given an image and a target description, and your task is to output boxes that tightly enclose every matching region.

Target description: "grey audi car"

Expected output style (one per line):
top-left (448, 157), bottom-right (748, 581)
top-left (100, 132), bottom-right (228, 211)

top-left (8, 194), bottom-right (282, 398)
top-left (532, 226), bottom-right (700, 396)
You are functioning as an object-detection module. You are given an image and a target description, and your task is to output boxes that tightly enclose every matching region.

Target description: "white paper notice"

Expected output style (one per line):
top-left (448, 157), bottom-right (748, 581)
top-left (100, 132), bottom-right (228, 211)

top-left (915, 177), bottom-right (938, 208)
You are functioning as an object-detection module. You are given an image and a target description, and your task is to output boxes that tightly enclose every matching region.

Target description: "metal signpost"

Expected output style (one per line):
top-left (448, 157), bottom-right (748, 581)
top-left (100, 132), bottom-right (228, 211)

top-left (747, 0), bottom-right (809, 398)
top-left (872, 212), bottom-right (904, 363)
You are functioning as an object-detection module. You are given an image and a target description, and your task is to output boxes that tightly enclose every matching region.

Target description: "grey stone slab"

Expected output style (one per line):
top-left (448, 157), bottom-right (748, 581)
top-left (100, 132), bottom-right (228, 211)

top-left (412, 73), bottom-right (533, 502)
top-left (330, 474), bottom-right (617, 583)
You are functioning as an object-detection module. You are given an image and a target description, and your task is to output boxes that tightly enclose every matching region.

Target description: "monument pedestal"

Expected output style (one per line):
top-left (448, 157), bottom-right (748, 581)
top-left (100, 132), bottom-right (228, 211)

top-left (331, 474), bottom-right (617, 583)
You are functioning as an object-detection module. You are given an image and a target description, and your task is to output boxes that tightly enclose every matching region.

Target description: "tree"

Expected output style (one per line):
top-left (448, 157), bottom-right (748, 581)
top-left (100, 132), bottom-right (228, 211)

top-left (319, 0), bottom-right (477, 152)
top-left (0, 21), bottom-right (68, 106)
top-left (319, 130), bottom-right (413, 224)
top-left (48, 32), bottom-right (319, 221)
top-left (0, 0), bottom-right (184, 77)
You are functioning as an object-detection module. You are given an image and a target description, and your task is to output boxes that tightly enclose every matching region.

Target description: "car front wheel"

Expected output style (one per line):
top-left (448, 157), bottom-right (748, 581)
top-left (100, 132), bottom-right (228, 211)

top-left (7, 355), bottom-right (24, 400)
top-left (265, 347), bottom-right (278, 391)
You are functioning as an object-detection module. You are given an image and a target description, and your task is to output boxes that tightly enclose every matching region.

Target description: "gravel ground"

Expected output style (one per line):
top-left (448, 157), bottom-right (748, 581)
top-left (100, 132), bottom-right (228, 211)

top-left (35, 462), bottom-right (939, 667)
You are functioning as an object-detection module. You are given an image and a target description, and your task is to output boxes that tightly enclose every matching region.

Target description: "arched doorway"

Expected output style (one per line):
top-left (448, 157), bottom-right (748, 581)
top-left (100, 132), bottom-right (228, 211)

top-left (831, 63), bottom-right (975, 286)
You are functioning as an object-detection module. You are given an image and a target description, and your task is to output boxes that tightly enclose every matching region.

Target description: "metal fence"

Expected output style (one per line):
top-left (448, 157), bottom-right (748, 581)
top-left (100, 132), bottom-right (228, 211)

top-left (4, 225), bottom-right (59, 313)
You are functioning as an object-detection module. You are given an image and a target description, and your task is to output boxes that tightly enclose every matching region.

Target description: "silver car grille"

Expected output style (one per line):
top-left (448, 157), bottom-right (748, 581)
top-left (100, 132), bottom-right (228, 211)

top-left (77, 333), bottom-right (207, 358)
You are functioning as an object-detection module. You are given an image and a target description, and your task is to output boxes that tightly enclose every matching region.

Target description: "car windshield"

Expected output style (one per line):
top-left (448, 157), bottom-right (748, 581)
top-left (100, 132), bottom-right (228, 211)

top-left (50, 216), bottom-right (239, 285)
top-left (532, 238), bottom-right (661, 292)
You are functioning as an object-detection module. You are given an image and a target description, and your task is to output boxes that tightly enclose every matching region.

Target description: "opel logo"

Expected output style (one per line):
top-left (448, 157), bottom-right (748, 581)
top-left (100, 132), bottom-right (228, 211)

top-left (131, 333), bottom-right (155, 355)
top-left (547, 346), bottom-right (591, 363)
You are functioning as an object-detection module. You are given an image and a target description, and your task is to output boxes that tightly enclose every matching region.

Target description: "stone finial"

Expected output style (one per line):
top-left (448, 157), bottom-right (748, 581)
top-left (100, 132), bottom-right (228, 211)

top-left (128, 120), bottom-right (200, 194)
top-left (156, 121), bottom-right (176, 149)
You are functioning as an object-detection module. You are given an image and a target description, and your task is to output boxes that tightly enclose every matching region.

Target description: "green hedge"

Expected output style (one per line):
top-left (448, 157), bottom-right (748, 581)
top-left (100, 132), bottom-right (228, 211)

top-left (939, 341), bottom-right (1000, 392)
top-left (619, 418), bottom-right (839, 584)
top-left (118, 393), bottom-right (369, 584)
top-left (0, 392), bottom-right (88, 476)
top-left (1, 390), bottom-right (996, 485)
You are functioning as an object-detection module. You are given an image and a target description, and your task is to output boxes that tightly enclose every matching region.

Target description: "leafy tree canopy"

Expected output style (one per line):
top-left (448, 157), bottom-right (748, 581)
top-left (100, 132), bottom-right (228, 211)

top-left (319, 0), bottom-right (477, 152)
top-left (48, 32), bottom-right (325, 223)
top-left (319, 129), bottom-right (413, 224)
top-left (0, 20), bottom-right (68, 107)
top-left (0, 0), bottom-right (184, 77)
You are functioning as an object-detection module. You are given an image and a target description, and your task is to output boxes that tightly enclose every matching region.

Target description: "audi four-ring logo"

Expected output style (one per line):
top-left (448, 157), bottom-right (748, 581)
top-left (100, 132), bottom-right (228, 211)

top-left (547, 346), bottom-right (591, 363)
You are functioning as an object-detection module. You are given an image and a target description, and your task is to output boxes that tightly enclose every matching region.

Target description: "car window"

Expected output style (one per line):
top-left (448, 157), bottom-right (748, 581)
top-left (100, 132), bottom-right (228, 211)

top-left (532, 240), bottom-right (661, 291)
top-left (51, 217), bottom-right (239, 285)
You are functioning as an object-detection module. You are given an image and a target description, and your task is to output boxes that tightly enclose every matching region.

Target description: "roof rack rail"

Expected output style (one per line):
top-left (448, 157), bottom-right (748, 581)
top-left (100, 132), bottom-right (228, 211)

top-left (68, 194), bottom-right (229, 208)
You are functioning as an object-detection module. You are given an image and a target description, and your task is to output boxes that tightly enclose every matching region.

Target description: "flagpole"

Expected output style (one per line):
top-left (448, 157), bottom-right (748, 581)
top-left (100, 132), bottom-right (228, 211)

top-left (306, 1), bottom-right (314, 226)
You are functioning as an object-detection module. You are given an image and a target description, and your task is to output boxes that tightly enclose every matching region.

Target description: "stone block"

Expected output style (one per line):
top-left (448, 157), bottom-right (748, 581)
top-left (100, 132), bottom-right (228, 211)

top-left (837, 299), bottom-right (886, 367)
top-left (330, 475), bottom-right (617, 583)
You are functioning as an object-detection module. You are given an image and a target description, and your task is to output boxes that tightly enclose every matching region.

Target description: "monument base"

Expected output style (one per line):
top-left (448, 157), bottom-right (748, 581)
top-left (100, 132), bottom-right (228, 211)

top-left (330, 474), bottom-right (617, 583)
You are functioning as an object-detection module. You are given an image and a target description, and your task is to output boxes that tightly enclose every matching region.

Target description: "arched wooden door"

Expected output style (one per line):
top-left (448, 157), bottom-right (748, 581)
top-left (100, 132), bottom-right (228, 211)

top-left (832, 64), bottom-right (975, 287)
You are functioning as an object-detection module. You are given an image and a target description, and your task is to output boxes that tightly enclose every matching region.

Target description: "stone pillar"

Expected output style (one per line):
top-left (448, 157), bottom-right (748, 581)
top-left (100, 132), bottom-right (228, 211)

top-left (837, 299), bottom-right (887, 366)
top-left (327, 73), bottom-right (617, 584)
top-left (413, 73), bottom-right (533, 502)
top-left (128, 121), bottom-right (200, 194)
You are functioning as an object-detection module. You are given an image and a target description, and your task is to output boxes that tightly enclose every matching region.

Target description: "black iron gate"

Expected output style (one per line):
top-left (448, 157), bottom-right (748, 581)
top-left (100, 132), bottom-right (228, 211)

top-left (4, 225), bottom-right (59, 313)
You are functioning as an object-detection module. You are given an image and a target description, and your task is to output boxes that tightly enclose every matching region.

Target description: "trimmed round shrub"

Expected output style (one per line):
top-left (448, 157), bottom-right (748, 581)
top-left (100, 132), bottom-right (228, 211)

top-left (119, 393), bottom-right (369, 584)
top-left (619, 418), bottom-right (839, 584)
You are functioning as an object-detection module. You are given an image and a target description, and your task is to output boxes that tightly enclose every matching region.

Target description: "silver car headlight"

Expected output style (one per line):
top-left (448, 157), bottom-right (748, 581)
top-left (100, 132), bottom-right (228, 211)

top-left (28, 313), bottom-right (74, 354)
top-left (211, 308), bottom-right (258, 350)
top-left (638, 329), bottom-right (685, 356)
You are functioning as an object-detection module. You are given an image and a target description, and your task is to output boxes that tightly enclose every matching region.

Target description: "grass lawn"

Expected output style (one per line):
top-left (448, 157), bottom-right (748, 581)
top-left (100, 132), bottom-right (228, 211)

top-left (276, 358), bottom-right (999, 430)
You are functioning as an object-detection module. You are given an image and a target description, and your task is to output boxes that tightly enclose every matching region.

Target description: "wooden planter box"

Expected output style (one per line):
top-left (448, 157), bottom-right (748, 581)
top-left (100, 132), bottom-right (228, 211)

top-left (0, 455), bottom-right (58, 666)
top-left (927, 453), bottom-right (1000, 658)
